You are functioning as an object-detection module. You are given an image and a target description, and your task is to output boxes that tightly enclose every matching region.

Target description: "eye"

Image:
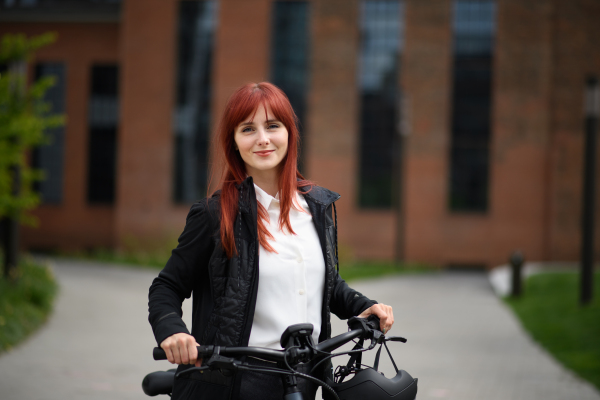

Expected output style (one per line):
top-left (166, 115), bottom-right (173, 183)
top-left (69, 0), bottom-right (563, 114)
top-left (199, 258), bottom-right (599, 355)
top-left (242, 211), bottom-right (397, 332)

top-left (268, 123), bottom-right (280, 130)
top-left (241, 126), bottom-right (253, 133)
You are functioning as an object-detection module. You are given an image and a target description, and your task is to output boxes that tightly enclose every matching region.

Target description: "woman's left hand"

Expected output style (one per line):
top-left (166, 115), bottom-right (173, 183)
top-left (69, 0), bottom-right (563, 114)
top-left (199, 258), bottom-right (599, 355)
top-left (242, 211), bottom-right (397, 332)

top-left (357, 303), bottom-right (394, 334)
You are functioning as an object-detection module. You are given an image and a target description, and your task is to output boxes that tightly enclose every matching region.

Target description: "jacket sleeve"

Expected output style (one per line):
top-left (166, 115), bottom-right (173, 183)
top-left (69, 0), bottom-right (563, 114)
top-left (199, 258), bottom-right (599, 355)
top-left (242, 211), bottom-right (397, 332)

top-left (329, 271), bottom-right (378, 320)
top-left (148, 201), bottom-right (214, 346)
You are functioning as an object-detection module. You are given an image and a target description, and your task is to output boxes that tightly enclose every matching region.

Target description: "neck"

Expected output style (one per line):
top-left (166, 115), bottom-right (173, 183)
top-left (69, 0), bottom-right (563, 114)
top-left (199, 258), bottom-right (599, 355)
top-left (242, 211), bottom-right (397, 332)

top-left (248, 169), bottom-right (279, 197)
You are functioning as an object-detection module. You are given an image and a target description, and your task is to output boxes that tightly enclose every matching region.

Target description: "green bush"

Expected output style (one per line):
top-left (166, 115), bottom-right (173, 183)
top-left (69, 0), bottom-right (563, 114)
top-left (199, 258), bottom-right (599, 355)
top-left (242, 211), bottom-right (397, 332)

top-left (0, 259), bottom-right (58, 352)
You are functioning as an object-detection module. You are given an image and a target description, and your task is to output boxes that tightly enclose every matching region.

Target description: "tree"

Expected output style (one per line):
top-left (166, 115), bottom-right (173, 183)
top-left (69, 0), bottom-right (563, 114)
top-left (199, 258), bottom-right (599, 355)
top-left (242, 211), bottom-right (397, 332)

top-left (0, 33), bottom-right (64, 280)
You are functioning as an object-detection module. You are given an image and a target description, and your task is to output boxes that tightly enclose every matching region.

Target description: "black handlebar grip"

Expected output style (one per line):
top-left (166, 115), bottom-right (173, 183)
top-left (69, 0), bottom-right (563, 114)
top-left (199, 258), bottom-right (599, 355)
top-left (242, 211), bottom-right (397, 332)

top-left (153, 345), bottom-right (212, 361)
top-left (153, 347), bottom-right (167, 360)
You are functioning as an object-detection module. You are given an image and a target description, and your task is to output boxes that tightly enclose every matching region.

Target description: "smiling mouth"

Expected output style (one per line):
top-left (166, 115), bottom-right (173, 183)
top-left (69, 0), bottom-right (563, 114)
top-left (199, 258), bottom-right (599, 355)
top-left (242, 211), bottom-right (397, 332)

top-left (254, 150), bottom-right (274, 156)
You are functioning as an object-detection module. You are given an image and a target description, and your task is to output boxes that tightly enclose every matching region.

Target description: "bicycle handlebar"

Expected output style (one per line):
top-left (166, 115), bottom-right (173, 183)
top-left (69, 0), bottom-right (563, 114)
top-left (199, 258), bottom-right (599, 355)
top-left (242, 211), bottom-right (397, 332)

top-left (146, 316), bottom-right (412, 400)
top-left (152, 330), bottom-right (366, 363)
top-left (153, 315), bottom-right (383, 363)
top-left (153, 345), bottom-right (286, 362)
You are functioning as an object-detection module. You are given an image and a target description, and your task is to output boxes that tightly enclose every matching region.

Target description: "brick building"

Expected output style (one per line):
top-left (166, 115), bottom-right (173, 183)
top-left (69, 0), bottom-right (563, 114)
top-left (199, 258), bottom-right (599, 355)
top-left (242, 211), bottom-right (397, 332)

top-left (1, 0), bottom-right (599, 268)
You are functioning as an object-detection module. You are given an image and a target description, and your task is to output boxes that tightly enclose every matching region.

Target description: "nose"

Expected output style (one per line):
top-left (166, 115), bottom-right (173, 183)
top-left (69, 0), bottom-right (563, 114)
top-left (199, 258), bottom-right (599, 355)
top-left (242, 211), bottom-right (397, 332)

top-left (256, 128), bottom-right (270, 146)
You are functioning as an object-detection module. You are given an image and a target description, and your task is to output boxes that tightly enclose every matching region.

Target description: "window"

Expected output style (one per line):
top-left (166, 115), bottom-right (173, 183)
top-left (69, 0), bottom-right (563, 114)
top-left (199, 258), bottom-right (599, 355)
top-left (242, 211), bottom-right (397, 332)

top-left (87, 64), bottom-right (119, 204)
top-left (0, 0), bottom-right (121, 22)
top-left (33, 63), bottom-right (66, 204)
top-left (270, 0), bottom-right (310, 170)
top-left (173, 0), bottom-right (217, 203)
top-left (1, 0), bottom-right (120, 5)
top-left (449, 0), bottom-right (496, 212)
top-left (358, 0), bottom-right (404, 208)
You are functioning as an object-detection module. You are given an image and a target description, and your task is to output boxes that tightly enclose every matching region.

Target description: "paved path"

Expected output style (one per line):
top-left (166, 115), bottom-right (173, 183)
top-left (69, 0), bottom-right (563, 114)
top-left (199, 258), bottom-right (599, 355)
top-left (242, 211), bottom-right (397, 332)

top-left (0, 259), bottom-right (598, 400)
top-left (331, 273), bottom-right (600, 400)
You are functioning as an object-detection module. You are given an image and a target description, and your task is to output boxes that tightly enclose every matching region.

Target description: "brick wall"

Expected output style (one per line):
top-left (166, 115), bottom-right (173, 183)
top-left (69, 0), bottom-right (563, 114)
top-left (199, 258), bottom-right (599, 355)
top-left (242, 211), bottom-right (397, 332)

top-left (116, 0), bottom-right (184, 247)
top-left (3, 0), bottom-right (598, 266)
top-left (0, 22), bottom-right (119, 251)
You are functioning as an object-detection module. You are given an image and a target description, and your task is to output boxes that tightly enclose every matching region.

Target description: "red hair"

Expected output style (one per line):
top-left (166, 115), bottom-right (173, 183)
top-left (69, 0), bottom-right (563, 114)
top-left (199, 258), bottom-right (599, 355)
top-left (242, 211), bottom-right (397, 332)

top-left (213, 82), bottom-right (312, 258)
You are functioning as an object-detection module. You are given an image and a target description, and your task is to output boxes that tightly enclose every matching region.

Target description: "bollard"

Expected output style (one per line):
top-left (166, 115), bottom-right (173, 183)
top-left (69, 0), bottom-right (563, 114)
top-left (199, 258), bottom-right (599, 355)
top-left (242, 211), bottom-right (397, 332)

top-left (510, 250), bottom-right (524, 298)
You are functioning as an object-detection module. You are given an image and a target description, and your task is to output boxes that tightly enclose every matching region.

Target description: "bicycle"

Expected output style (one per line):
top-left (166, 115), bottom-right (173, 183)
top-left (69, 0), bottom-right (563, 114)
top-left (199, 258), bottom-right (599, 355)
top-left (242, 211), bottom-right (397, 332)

top-left (142, 315), bottom-right (418, 400)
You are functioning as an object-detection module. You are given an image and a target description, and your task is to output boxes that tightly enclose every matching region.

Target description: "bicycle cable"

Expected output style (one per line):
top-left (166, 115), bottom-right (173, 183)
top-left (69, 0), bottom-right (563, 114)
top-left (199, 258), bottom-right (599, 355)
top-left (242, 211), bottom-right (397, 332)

top-left (308, 334), bottom-right (378, 376)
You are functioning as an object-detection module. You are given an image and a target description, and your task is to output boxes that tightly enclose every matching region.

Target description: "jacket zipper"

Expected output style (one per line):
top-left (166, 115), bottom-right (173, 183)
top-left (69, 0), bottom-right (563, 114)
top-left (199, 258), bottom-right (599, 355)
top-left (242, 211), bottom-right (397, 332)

top-left (231, 181), bottom-right (260, 400)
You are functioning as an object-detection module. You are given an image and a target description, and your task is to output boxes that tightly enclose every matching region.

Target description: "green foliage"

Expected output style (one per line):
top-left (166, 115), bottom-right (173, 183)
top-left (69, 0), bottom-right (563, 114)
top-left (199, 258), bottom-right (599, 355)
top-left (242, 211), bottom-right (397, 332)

top-left (0, 258), bottom-right (58, 352)
top-left (0, 32), bottom-right (57, 63)
top-left (505, 272), bottom-right (600, 390)
top-left (0, 33), bottom-right (65, 224)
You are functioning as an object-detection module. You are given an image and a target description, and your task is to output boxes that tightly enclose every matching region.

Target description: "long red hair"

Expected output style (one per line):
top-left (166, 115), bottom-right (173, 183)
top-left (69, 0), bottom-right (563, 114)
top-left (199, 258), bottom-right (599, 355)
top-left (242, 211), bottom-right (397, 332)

top-left (213, 82), bottom-right (312, 258)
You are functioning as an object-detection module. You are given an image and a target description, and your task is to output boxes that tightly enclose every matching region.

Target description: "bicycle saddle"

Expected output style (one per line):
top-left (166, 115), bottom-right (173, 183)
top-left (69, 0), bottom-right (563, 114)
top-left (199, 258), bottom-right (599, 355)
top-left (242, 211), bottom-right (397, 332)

top-left (142, 369), bottom-right (176, 396)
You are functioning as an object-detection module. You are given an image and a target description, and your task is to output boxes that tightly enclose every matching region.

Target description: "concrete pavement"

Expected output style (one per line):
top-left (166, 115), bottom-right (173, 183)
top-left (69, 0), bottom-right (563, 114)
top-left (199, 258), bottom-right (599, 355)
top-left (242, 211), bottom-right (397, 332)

top-left (0, 259), bottom-right (188, 400)
top-left (332, 272), bottom-right (600, 400)
top-left (0, 259), bottom-right (598, 400)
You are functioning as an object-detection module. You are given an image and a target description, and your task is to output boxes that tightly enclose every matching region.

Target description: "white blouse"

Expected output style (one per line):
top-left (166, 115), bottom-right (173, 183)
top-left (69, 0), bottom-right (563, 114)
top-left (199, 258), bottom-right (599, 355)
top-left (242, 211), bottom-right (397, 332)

top-left (248, 184), bottom-right (325, 349)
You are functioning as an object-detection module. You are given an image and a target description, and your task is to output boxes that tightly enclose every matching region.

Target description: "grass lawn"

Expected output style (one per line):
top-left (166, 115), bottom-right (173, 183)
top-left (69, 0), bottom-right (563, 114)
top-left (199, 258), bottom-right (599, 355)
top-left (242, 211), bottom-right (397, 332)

top-left (505, 272), bottom-right (600, 390)
top-left (338, 261), bottom-right (435, 282)
top-left (0, 259), bottom-right (58, 352)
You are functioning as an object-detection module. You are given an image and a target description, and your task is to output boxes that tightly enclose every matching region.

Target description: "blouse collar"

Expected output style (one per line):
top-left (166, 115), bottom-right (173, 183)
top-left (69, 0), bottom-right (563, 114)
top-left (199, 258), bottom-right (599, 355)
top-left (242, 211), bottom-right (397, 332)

top-left (253, 183), bottom-right (280, 210)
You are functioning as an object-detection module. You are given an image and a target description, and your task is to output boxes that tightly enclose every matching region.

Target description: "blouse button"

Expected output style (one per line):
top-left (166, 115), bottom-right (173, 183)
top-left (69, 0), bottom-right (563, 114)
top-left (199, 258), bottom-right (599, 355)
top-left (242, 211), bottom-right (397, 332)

top-left (299, 289), bottom-right (305, 295)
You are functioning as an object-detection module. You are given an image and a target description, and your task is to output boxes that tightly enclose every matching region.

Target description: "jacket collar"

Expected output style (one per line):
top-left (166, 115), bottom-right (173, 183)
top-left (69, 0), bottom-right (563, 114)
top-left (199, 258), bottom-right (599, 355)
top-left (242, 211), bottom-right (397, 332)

top-left (299, 184), bottom-right (340, 206)
top-left (236, 176), bottom-right (341, 207)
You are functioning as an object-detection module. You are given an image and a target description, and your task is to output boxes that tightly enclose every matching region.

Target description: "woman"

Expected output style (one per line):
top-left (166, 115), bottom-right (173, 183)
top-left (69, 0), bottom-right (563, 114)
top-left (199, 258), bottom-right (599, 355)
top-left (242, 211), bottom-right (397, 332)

top-left (148, 82), bottom-right (394, 400)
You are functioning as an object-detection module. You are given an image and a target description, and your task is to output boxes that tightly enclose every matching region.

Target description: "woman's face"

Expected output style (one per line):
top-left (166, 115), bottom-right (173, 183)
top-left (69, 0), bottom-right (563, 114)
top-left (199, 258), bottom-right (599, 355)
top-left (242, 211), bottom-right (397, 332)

top-left (234, 104), bottom-right (289, 177)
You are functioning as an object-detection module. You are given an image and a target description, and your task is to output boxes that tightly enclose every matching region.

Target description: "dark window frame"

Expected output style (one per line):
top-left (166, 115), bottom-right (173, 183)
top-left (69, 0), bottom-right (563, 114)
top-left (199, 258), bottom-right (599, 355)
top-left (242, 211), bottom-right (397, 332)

top-left (357, 0), bottom-right (404, 209)
top-left (269, 0), bottom-right (310, 172)
top-left (87, 64), bottom-right (119, 205)
top-left (449, 0), bottom-right (496, 213)
top-left (172, 0), bottom-right (217, 204)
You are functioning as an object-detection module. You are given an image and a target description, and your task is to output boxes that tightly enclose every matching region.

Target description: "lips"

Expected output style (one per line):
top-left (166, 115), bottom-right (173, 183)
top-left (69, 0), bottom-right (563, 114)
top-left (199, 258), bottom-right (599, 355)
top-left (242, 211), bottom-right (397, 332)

top-left (254, 150), bottom-right (275, 157)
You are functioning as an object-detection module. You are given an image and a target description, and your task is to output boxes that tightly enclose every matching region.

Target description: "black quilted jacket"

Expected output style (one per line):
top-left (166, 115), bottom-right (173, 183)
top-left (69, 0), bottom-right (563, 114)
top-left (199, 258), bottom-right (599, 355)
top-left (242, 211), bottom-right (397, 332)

top-left (148, 177), bottom-right (377, 399)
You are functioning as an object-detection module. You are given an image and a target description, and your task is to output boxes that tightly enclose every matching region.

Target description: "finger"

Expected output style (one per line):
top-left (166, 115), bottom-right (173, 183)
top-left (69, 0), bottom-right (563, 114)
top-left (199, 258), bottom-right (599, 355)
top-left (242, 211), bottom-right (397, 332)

top-left (172, 344), bottom-right (183, 364)
top-left (187, 341), bottom-right (199, 365)
top-left (178, 338), bottom-right (190, 364)
top-left (190, 341), bottom-right (201, 366)
top-left (384, 306), bottom-right (394, 332)
top-left (377, 304), bottom-right (388, 332)
top-left (163, 345), bottom-right (175, 364)
top-left (381, 305), bottom-right (389, 327)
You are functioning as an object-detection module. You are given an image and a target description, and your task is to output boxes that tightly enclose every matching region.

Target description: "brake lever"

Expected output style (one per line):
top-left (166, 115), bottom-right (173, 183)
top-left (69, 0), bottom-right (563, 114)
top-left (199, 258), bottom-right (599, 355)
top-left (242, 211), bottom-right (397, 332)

top-left (175, 366), bottom-right (210, 378)
top-left (385, 336), bottom-right (407, 343)
top-left (373, 332), bottom-right (408, 346)
top-left (175, 352), bottom-right (243, 379)
top-left (205, 354), bottom-right (242, 370)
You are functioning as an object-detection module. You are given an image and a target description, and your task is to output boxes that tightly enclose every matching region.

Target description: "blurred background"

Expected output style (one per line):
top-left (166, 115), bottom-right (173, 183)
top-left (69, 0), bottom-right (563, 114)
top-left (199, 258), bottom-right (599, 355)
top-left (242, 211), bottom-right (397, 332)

top-left (1, 0), bottom-right (599, 268)
top-left (1, 1), bottom-right (600, 399)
